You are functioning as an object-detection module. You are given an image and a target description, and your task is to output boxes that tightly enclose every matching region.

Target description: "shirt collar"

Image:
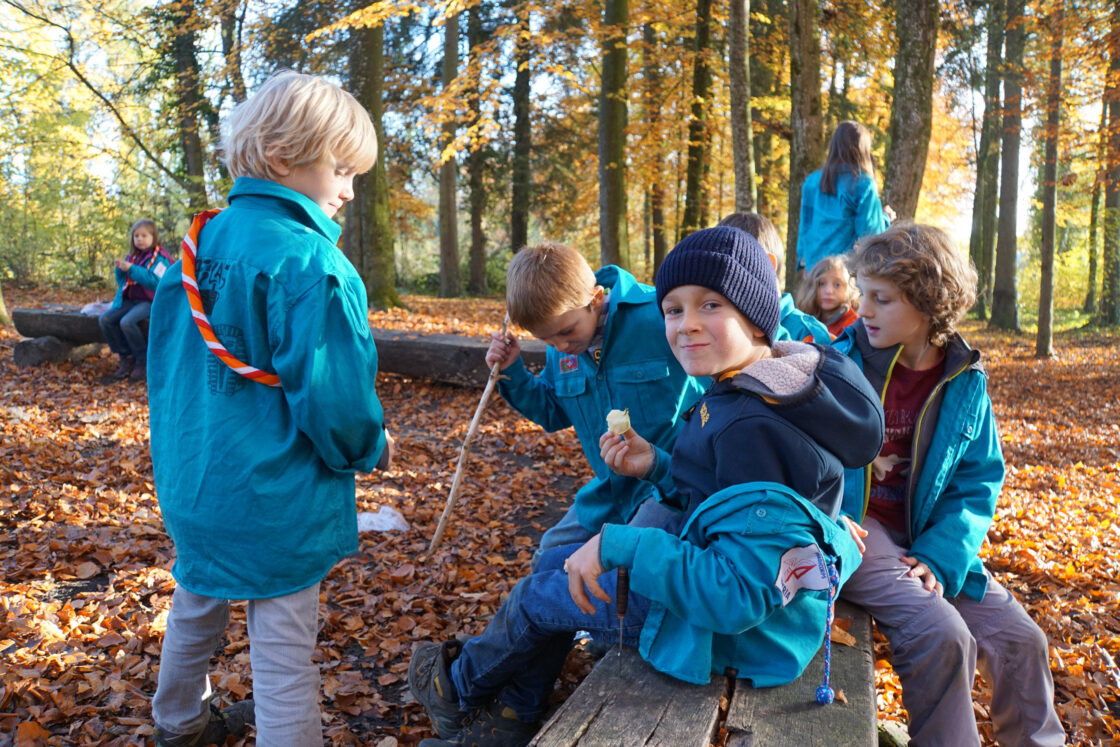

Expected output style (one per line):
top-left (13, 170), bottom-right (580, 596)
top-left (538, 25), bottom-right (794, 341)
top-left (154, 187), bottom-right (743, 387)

top-left (227, 176), bottom-right (342, 244)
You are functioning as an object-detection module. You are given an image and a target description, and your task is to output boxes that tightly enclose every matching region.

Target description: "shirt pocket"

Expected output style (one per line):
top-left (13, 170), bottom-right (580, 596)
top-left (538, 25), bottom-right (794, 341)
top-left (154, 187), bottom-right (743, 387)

top-left (610, 359), bottom-right (674, 429)
top-left (553, 373), bottom-right (594, 436)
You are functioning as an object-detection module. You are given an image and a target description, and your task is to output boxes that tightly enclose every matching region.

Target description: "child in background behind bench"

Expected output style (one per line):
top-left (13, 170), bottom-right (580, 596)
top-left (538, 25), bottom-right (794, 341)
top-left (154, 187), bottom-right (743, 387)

top-left (99, 219), bottom-right (172, 382)
top-left (483, 242), bottom-right (706, 562)
top-left (796, 255), bottom-right (860, 338)
top-left (409, 227), bottom-right (884, 747)
top-left (834, 223), bottom-right (1064, 746)
top-left (147, 71), bottom-right (392, 746)
top-left (717, 211), bottom-right (831, 344)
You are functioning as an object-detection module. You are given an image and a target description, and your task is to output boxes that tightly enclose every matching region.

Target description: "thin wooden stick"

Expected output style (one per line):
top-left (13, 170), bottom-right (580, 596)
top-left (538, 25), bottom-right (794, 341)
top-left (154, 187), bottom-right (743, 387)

top-left (426, 314), bottom-right (510, 557)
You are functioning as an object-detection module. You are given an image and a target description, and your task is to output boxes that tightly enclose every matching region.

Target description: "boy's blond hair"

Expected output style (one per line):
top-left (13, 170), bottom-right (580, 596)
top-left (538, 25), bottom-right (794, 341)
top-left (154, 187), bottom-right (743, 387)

top-left (506, 242), bottom-right (597, 330)
top-left (794, 255), bottom-right (857, 317)
top-left (848, 223), bottom-right (977, 346)
top-left (223, 71), bottom-right (378, 180)
top-left (718, 212), bottom-right (784, 282)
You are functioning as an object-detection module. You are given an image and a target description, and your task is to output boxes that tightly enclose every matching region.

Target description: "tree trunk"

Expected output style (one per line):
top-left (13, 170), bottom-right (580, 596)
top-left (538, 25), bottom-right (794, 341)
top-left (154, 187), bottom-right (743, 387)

top-left (510, 0), bottom-right (531, 254)
top-left (751, 0), bottom-right (783, 222)
top-left (599, 0), bottom-right (629, 268)
top-left (467, 2), bottom-right (487, 294)
top-left (681, 0), bottom-right (714, 236)
top-left (1036, 0), bottom-right (1063, 357)
top-left (991, 0), bottom-right (1025, 331)
top-left (882, 0), bottom-right (939, 220)
top-left (439, 12), bottom-right (462, 297)
top-left (1102, 0), bottom-right (1120, 326)
top-left (172, 0), bottom-right (207, 209)
top-left (786, 0), bottom-right (824, 290)
top-left (219, 0), bottom-right (247, 103)
top-left (729, 0), bottom-right (756, 212)
top-left (1084, 102), bottom-right (1105, 316)
top-left (968, 0), bottom-right (1003, 320)
top-left (644, 22), bottom-right (669, 277)
top-left (349, 21), bottom-right (400, 310)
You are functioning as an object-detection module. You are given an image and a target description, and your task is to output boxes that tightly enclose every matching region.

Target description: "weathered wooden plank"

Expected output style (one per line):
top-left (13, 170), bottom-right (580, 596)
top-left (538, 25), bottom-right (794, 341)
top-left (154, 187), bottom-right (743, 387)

top-left (11, 307), bottom-right (546, 387)
top-left (725, 601), bottom-right (876, 747)
top-left (531, 646), bottom-right (726, 747)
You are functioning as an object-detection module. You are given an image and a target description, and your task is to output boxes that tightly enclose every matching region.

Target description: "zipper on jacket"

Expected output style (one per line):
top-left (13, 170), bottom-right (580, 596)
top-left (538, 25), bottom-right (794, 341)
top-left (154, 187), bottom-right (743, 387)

top-left (901, 356), bottom-right (973, 543)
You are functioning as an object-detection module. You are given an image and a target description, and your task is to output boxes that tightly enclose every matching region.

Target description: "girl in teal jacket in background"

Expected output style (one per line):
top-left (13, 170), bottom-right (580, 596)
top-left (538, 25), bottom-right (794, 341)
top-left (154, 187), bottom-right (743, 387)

top-left (796, 121), bottom-right (893, 274)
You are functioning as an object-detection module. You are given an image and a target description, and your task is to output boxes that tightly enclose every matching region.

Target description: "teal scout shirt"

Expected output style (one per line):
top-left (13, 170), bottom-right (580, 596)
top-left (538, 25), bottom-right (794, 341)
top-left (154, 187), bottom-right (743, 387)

top-left (148, 177), bottom-right (387, 599)
top-left (497, 266), bottom-right (706, 532)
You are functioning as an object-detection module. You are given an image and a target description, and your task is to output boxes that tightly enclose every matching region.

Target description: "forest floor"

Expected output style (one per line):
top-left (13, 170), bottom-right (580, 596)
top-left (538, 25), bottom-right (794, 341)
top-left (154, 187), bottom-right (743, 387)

top-left (1, 287), bottom-right (1117, 746)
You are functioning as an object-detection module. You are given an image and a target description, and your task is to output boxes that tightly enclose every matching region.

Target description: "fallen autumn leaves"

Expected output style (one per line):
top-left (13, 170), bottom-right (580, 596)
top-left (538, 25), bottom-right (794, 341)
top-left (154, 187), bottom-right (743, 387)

top-left (1, 289), bottom-right (1117, 745)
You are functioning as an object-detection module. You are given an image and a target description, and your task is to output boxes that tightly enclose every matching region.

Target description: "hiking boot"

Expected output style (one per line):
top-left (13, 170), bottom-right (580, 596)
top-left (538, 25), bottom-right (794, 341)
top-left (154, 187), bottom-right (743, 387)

top-left (418, 698), bottom-right (539, 747)
top-left (153, 698), bottom-right (255, 747)
top-left (112, 356), bottom-right (134, 379)
top-left (409, 639), bottom-right (467, 738)
top-left (129, 360), bottom-right (147, 382)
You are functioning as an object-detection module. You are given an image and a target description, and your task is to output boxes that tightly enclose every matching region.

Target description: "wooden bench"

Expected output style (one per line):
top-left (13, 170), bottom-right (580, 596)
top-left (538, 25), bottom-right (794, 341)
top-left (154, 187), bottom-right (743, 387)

top-left (10, 307), bottom-right (546, 386)
top-left (530, 601), bottom-right (877, 747)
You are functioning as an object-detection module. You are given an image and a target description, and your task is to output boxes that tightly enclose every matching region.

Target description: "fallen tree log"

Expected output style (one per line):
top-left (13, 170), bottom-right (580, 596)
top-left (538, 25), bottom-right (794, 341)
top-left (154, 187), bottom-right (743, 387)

top-left (11, 308), bottom-right (545, 387)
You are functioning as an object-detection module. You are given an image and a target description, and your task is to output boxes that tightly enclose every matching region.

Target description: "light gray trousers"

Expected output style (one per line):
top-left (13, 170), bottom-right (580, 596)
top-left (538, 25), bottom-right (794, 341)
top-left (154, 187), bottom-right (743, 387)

top-left (152, 583), bottom-right (323, 746)
top-left (841, 518), bottom-right (1065, 747)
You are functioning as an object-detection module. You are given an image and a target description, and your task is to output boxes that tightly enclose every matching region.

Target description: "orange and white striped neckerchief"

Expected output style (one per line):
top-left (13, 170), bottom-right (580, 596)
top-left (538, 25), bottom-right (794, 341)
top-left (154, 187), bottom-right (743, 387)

top-left (180, 209), bottom-right (281, 387)
top-left (123, 246), bottom-right (167, 290)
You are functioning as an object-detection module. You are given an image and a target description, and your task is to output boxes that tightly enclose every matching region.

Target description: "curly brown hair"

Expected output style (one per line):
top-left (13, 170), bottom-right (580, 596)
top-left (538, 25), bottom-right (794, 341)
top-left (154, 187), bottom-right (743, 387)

top-left (847, 223), bottom-right (977, 346)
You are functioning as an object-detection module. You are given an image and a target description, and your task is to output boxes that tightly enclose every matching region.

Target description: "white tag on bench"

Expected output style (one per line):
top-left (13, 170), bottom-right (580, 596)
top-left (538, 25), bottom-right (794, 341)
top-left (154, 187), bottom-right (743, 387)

top-left (775, 544), bottom-right (830, 606)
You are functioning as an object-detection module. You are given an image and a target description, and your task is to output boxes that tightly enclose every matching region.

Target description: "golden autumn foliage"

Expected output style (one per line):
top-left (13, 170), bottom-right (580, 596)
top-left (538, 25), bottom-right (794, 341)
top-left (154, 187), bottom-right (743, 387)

top-left (1, 288), bottom-right (1117, 744)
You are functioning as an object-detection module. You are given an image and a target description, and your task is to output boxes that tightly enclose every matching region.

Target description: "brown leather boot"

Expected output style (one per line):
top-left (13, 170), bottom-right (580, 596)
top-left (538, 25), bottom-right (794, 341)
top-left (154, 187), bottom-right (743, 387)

top-left (112, 356), bottom-right (134, 379)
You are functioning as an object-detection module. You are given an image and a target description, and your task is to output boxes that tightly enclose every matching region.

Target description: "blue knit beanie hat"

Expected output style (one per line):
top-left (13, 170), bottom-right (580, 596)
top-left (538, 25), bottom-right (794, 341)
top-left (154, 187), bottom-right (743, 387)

top-left (655, 226), bottom-right (781, 344)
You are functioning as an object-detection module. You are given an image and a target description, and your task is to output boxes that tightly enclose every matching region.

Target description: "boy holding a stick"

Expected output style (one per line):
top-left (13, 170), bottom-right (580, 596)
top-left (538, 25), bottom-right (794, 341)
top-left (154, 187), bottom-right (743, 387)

top-left (482, 241), bottom-right (707, 560)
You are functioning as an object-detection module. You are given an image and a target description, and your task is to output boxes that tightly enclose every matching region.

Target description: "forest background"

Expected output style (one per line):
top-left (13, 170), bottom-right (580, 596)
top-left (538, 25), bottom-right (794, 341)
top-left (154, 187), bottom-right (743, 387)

top-left (1, 0), bottom-right (1119, 344)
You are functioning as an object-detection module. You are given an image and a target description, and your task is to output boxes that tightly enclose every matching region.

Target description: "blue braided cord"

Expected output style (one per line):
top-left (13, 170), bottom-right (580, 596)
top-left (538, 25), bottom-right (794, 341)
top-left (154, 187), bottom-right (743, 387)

top-left (816, 560), bottom-right (840, 705)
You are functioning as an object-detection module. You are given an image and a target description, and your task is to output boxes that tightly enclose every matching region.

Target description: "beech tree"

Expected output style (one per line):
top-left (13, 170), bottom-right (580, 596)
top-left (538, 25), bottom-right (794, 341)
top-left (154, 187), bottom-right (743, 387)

top-left (1103, 0), bottom-right (1120, 326)
top-left (599, 0), bottom-right (629, 268)
top-left (1037, 0), bottom-right (1063, 357)
top-left (991, 0), bottom-right (1026, 331)
top-left (882, 0), bottom-right (939, 220)
top-left (729, 0), bottom-right (756, 212)
top-left (510, 0), bottom-right (530, 254)
top-left (439, 10), bottom-right (461, 297)
top-left (786, 0), bottom-right (824, 289)
top-left (968, 0), bottom-right (1004, 320)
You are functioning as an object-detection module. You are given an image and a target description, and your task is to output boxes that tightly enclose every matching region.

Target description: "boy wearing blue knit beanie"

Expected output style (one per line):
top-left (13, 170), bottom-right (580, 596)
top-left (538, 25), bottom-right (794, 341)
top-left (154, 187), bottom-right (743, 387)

top-left (409, 228), bottom-right (886, 746)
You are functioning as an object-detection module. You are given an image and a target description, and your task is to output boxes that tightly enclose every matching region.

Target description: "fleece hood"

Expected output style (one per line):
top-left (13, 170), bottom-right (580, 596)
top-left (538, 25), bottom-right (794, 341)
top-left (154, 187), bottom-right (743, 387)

top-left (730, 341), bottom-right (885, 470)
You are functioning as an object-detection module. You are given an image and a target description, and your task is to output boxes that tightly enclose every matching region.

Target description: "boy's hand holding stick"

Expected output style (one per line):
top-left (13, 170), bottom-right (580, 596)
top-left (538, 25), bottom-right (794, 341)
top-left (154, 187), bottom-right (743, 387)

top-left (426, 314), bottom-right (511, 558)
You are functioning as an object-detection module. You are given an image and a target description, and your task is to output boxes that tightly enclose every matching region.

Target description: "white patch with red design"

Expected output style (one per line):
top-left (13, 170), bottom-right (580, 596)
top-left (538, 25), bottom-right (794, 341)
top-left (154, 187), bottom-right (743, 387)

top-left (775, 544), bottom-right (830, 606)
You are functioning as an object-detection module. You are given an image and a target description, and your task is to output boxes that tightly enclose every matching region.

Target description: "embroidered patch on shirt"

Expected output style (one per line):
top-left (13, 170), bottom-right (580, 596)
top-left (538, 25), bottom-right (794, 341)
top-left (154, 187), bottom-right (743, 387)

top-left (154, 264), bottom-right (166, 278)
top-left (774, 544), bottom-right (830, 606)
top-left (592, 348), bottom-right (602, 365)
top-left (699, 402), bottom-right (710, 427)
top-left (559, 355), bottom-right (579, 373)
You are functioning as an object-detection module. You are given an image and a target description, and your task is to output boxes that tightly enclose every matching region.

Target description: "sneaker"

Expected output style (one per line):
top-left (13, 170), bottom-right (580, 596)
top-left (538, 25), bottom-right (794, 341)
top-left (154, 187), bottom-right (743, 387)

top-left (409, 639), bottom-right (467, 738)
top-left (153, 698), bottom-right (255, 747)
top-left (129, 360), bottom-right (147, 382)
top-left (112, 356), bottom-right (134, 379)
top-left (418, 698), bottom-right (539, 747)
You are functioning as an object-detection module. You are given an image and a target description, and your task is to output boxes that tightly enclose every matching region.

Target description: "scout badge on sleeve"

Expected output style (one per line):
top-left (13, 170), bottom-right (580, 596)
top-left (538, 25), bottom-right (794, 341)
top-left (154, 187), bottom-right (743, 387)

top-left (773, 544), bottom-right (840, 705)
top-left (180, 209), bottom-right (280, 387)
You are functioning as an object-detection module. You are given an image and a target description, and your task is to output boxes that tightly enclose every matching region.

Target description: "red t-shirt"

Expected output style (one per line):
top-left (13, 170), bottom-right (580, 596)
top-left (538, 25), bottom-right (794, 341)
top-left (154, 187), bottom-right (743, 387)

top-left (866, 356), bottom-right (945, 532)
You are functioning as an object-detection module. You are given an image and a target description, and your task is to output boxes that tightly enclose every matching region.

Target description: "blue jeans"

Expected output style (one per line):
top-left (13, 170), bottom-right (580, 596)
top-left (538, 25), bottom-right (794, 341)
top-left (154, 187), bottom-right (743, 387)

top-left (99, 300), bottom-right (151, 361)
top-left (450, 544), bottom-right (651, 722)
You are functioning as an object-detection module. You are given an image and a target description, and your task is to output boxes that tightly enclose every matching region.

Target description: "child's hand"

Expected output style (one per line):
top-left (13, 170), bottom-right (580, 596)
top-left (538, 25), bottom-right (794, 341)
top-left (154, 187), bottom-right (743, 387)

top-left (840, 516), bottom-right (867, 554)
top-left (564, 533), bottom-right (610, 614)
top-left (599, 428), bottom-right (653, 479)
top-left (485, 331), bottom-right (520, 370)
top-left (901, 555), bottom-right (943, 596)
top-left (114, 258), bottom-right (133, 271)
top-left (884, 204), bottom-right (897, 222)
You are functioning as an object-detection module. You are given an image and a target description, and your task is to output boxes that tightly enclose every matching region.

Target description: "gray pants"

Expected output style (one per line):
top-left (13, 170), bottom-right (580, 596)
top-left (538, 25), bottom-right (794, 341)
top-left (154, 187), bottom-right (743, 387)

top-left (842, 518), bottom-right (1065, 746)
top-left (152, 583), bottom-right (323, 746)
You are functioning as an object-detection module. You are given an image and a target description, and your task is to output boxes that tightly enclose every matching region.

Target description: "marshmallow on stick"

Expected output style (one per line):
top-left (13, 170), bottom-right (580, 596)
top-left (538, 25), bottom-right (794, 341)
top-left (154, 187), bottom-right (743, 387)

top-left (606, 408), bottom-right (630, 435)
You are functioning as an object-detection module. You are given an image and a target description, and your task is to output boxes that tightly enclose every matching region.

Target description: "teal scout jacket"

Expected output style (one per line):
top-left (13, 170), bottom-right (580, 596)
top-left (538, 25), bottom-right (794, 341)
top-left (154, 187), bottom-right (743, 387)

top-left (600, 482), bottom-right (862, 686)
top-left (148, 177), bottom-right (388, 599)
top-left (834, 322), bottom-right (1003, 601)
top-left (776, 292), bottom-right (831, 344)
top-left (497, 266), bottom-right (706, 532)
top-left (796, 170), bottom-right (890, 271)
top-left (111, 246), bottom-right (173, 307)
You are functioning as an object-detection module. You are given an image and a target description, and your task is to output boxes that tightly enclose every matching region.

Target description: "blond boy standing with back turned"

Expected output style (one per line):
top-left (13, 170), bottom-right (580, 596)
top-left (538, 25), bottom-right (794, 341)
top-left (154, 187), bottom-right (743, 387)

top-left (147, 71), bottom-right (392, 746)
